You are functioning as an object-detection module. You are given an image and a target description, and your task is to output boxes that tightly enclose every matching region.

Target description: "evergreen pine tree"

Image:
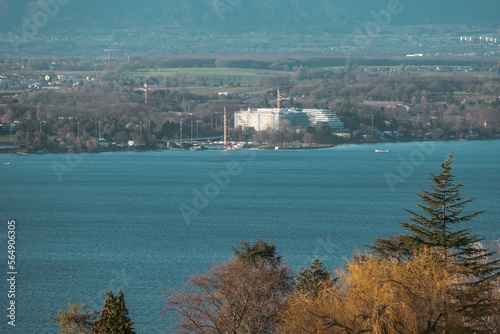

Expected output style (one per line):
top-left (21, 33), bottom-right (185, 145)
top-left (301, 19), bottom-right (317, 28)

top-left (294, 257), bottom-right (332, 296)
top-left (366, 234), bottom-right (417, 263)
top-left (232, 239), bottom-right (282, 268)
top-left (91, 290), bottom-right (135, 334)
top-left (365, 152), bottom-right (500, 332)
top-left (369, 151), bottom-right (499, 281)
top-left (400, 151), bottom-right (499, 281)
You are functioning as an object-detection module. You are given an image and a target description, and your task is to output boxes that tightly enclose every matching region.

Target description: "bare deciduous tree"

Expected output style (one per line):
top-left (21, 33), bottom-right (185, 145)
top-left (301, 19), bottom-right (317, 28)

top-left (165, 254), bottom-right (292, 333)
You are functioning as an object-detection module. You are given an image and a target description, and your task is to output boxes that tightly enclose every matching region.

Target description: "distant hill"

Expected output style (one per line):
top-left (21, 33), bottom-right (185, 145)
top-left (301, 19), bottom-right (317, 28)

top-left (1, 0), bottom-right (499, 57)
top-left (2, 0), bottom-right (499, 35)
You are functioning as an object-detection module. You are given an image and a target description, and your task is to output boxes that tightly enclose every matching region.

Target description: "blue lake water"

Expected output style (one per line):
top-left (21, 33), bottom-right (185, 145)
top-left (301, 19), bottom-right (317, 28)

top-left (1, 140), bottom-right (499, 333)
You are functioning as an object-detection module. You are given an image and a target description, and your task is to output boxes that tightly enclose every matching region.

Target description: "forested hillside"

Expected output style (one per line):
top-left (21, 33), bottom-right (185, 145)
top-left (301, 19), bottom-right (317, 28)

top-left (2, 0), bottom-right (499, 35)
top-left (1, 1), bottom-right (499, 57)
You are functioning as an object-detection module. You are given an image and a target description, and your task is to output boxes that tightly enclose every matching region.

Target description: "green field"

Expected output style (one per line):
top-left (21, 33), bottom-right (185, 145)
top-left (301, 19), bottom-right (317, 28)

top-left (3, 61), bottom-right (497, 101)
top-left (184, 86), bottom-right (270, 95)
top-left (127, 67), bottom-right (259, 77)
top-left (402, 70), bottom-right (498, 78)
top-left (125, 67), bottom-right (294, 83)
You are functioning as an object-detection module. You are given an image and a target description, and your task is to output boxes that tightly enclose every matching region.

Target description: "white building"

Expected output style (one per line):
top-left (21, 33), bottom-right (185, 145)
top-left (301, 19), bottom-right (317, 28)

top-left (300, 109), bottom-right (344, 129)
top-left (234, 108), bottom-right (344, 132)
top-left (234, 108), bottom-right (284, 132)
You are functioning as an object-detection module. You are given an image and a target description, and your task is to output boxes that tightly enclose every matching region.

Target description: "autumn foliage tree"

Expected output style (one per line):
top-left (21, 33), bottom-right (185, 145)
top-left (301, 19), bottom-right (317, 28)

top-left (280, 249), bottom-right (482, 334)
top-left (280, 152), bottom-right (500, 333)
top-left (361, 151), bottom-right (500, 332)
top-left (50, 302), bottom-right (98, 334)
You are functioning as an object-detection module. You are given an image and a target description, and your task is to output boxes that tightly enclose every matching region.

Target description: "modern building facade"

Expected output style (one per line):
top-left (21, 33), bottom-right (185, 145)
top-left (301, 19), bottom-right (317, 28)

top-left (234, 108), bottom-right (344, 132)
top-left (234, 108), bottom-right (283, 132)
top-left (301, 109), bottom-right (344, 129)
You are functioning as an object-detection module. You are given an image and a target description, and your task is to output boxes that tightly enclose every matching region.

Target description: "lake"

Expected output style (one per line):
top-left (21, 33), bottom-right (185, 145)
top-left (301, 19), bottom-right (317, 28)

top-left (1, 140), bottom-right (499, 333)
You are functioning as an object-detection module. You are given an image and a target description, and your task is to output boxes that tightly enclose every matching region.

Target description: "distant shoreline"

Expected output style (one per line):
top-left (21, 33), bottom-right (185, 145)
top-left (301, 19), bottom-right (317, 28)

top-left (2, 138), bottom-right (499, 155)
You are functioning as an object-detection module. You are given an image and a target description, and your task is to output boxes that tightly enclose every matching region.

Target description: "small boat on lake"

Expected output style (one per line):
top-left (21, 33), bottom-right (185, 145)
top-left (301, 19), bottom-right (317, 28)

top-left (375, 149), bottom-right (391, 153)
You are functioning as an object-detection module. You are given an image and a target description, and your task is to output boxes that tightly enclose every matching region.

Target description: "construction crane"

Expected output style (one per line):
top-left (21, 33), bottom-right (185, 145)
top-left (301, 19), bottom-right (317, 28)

top-left (135, 85), bottom-right (180, 104)
top-left (103, 49), bottom-right (119, 64)
top-left (277, 88), bottom-right (281, 109)
top-left (224, 106), bottom-right (227, 148)
top-left (273, 83), bottom-right (296, 109)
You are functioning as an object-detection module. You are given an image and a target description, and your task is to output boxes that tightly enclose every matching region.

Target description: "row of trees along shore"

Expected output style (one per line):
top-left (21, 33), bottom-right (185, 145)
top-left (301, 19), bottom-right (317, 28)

top-left (51, 152), bottom-right (500, 333)
top-left (3, 66), bottom-right (500, 152)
